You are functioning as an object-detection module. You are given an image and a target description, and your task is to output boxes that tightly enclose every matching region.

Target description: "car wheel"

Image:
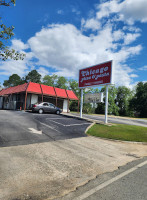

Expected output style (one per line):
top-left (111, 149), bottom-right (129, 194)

top-left (39, 109), bottom-right (43, 114)
top-left (56, 110), bottom-right (60, 115)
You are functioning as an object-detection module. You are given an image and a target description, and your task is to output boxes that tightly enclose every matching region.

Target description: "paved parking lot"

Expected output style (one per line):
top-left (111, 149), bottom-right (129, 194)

top-left (0, 110), bottom-right (91, 147)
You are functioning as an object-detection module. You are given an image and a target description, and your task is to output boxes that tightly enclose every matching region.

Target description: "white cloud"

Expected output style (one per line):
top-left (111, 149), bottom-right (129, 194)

top-left (96, 0), bottom-right (147, 24)
top-left (38, 67), bottom-right (50, 78)
top-left (138, 66), bottom-right (147, 70)
top-left (71, 8), bottom-right (80, 15)
top-left (57, 10), bottom-right (63, 15)
top-left (27, 23), bottom-right (142, 87)
top-left (81, 18), bottom-right (101, 31)
top-left (130, 74), bottom-right (138, 78)
top-left (11, 39), bottom-right (29, 51)
top-left (123, 33), bottom-right (140, 45)
top-left (0, 60), bottom-right (28, 76)
top-left (0, 39), bottom-right (34, 77)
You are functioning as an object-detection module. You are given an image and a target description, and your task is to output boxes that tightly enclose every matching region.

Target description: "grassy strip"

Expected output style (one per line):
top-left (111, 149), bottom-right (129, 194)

top-left (87, 124), bottom-right (147, 142)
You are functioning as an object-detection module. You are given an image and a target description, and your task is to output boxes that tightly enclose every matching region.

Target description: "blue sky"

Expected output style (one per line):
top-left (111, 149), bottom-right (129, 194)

top-left (0, 0), bottom-right (147, 88)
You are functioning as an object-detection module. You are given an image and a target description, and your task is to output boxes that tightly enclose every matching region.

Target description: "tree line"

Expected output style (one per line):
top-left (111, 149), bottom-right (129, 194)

top-left (2, 70), bottom-right (147, 118)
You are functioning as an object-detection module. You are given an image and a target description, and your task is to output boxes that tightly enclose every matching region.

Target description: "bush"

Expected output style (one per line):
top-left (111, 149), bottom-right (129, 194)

top-left (95, 103), bottom-right (105, 114)
top-left (83, 103), bottom-right (93, 114)
top-left (69, 101), bottom-right (78, 112)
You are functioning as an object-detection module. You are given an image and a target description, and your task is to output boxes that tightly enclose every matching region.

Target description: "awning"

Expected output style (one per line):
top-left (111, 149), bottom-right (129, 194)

top-left (0, 82), bottom-right (79, 101)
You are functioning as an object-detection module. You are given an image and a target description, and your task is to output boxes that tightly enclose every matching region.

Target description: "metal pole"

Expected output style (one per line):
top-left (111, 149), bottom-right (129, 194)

top-left (80, 89), bottom-right (83, 118)
top-left (105, 85), bottom-right (109, 124)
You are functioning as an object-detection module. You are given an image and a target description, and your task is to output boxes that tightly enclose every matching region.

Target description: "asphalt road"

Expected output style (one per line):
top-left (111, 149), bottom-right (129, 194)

top-left (70, 113), bottom-right (147, 127)
top-left (57, 157), bottom-right (147, 200)
top-left (0, 110), bottom-right (91, 147)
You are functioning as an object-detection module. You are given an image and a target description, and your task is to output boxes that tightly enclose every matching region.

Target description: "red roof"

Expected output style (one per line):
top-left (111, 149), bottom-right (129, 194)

top-left (55, 88), bottom-right (68, 98)
top-left (27, 82), bottom-right (42, 94)
top-left (66, 90), bottom-right (79, 100)
top-left (41, 84), bottom-right (56, 96)
top-left (0, 83), bottom-right (28, 96)
top-left (0, 82), bottom-right (79, 100)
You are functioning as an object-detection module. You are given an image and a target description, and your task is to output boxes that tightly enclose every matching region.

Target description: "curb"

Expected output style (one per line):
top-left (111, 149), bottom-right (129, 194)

top-left (61, 113), bottom-right (112, 126)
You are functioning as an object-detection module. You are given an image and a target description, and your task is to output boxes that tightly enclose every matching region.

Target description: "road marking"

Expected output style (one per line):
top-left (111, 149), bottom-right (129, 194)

top-left (73, 160), bottom-right (147, 200)
top-left (46, 118), bottom-right (70, 120)
top-left (28, 128), bottom-right (42, 134)
top-left (50, 120), bottom-right (91, 127)
top-left (66, 123), bottom-right (91, 127)
top-left (39, 122), bottom-right (61, 133)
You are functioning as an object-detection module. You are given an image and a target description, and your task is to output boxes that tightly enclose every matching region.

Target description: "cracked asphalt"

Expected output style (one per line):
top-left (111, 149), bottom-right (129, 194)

top-left (0, 110), bottom-right (147, 200)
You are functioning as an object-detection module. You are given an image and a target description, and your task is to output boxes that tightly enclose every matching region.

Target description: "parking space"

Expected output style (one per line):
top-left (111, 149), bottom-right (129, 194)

top-left (32, 113), bottom-right (92, 141)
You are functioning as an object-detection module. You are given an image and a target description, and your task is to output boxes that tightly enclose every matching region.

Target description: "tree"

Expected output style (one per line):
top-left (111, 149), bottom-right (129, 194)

top-left (25, 70), bottom-right (41, 83)
top-left (42, 74), bottom-right (58, 86)
top-left (108, 86), bottom-right (119, 115)
top-left (129, 82), bottom-right (147, 117)
top-left (116, 86), bottom-right (132, 116)
top-left (100, 86), bottom-right (119, 115)
top-left (68, 79), bottom-right (80, 97)
top-left (56, 76), bottom-right (67, 89)
top-left (0, 0), bottom-right (25, 60)
top-left (3, 73), bottom-right (22, 87)
top-left (0, 0), bottom-right (15, 6)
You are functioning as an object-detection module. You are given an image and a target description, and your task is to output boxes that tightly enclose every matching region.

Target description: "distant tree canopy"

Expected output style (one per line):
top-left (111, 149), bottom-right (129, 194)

top-left (25, 70), bottom-right (41, 83)
top-left (129, 82), bottom-right (147, 117)
top-left (0, 0), bottom-right (25, 61)
top-left (42, 74), bottom-right (58, 87)
top-left (0, 0), bottom-right (16, 6)
top-left (3, 74), bottom-right (22, 87)
top-left (56, 76), bottom-right (67, 89)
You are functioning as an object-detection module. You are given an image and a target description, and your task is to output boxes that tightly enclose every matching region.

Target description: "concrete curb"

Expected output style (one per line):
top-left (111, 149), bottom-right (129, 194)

top-left (85, 122), bottom-right (95, 133)
top-left (61, 112), bottom-right (112, 126)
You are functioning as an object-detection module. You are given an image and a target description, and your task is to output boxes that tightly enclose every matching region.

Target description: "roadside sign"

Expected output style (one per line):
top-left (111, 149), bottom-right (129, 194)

top-left (79, 60), bottom-right (112, 88)
top-left (84, 93), bottom-right (103, 103)
top-left (79, 60), bottom-right (113, 123)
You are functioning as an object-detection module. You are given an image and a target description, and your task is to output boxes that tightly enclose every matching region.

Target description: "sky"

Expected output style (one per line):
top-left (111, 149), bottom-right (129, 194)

top-left (0, 0), bottom-right (147, 88)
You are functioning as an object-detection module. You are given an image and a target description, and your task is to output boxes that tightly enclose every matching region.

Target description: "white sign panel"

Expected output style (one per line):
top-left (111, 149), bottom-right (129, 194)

top-left (84, 93), bottom-right (103, 103)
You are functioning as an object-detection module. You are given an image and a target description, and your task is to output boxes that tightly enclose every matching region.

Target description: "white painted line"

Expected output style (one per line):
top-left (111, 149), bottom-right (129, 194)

top-left (50, 120), bottom-right (91, 127)
top-left (46, 118), bottom-right (69, 120)
top-left (39, 122), bottom-right (61, 133)
top-left (28, 128), bottom-right (42, 135)
top-left (50, 120), bottom-right (65, 126)
top-left (73, 160), bottom-right (147, 200)
top-left (65, 123), bottom-right (91, 127)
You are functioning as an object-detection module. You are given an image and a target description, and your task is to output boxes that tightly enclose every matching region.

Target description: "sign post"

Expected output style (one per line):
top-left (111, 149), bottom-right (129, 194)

top-left (80, 89), bottom-right (83, 118)
top-left (105, 85), bottom-right (109, 124)
top-left (79, 60), bottom-right (113, 123)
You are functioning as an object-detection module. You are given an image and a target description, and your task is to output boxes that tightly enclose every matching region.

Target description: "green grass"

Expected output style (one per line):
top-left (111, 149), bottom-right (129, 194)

top-left (87, 124), bottom-right (147, 142)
